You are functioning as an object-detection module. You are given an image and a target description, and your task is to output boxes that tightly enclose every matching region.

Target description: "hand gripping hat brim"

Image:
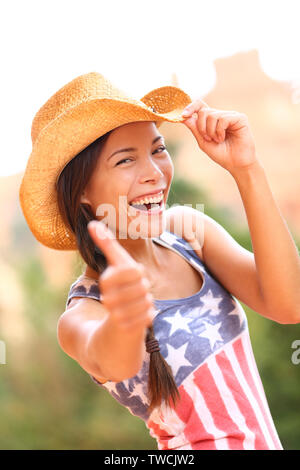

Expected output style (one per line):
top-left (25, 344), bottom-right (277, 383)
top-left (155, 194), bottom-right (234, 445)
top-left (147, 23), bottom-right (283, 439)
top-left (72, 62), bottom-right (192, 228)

top-left (19, 72), bottom-right (192, 251)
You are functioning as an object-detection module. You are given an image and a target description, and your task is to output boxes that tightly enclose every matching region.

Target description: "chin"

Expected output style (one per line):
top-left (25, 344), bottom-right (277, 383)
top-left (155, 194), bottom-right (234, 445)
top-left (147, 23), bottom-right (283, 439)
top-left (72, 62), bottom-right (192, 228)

top-left (123, 211), bottom-right (167, 240)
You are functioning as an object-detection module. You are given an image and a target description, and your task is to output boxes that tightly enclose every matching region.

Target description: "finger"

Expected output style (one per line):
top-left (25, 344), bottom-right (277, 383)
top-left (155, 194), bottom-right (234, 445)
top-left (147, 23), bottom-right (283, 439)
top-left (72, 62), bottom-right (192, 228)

top-left (181, 98), bottom-right (209, 118)
top-left (100, 264), bottom-right (146, 289)
top-left (216, 117), bottom-right (228, 142)
top-left (115, 304), bottom-right (155, 330)
top-left (109, 292), bottom-right (154, 321)
top-left (196, 108), bottom-right (213, 141)
top-left (206, 113), bottom-right (219, 142)
top-left (183, 113), bottom-right (212, 146)
top-left (101, 275), bottom-right (150, 303)
top-left (88, 220), bottom-right (135, 267)
top-left (205, 111), bottom-right (234, 142)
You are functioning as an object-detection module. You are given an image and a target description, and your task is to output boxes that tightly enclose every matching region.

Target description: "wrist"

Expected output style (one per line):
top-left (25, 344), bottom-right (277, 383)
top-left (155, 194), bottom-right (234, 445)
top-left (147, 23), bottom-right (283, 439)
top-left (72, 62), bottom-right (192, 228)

top-left (230, 159), bottom-right (265, 182)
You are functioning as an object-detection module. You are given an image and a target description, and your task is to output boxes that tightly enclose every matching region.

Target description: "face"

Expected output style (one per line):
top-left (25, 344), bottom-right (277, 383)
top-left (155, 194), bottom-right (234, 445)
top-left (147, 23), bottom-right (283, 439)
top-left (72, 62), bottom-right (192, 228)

top-left (80, 121), bottom-right (174, 239)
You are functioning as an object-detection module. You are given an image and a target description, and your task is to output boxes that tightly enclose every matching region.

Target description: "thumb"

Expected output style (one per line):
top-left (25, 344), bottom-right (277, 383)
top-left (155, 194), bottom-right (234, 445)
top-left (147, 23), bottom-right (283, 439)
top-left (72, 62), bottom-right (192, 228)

top-left (87, 220), bottom-right (135, 267)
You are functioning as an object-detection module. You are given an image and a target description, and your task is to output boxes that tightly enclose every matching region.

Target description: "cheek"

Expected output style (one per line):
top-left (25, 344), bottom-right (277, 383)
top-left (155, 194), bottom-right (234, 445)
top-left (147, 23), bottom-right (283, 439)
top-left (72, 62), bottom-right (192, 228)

top-left (98, 179), bottom-right (131, 214)
top-left (164, 156), bottom-right (174, 181)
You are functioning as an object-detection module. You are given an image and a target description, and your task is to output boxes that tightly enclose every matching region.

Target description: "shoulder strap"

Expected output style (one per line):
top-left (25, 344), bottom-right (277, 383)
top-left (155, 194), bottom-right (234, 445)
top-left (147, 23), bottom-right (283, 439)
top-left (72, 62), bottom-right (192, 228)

top-left (66, 275), bottom-right (101, 308)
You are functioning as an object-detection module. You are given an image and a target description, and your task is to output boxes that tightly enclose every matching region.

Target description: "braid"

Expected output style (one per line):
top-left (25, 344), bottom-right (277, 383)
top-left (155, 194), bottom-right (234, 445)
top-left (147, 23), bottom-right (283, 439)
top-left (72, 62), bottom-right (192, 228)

top-left (146, 324), bottom-right (180, 413)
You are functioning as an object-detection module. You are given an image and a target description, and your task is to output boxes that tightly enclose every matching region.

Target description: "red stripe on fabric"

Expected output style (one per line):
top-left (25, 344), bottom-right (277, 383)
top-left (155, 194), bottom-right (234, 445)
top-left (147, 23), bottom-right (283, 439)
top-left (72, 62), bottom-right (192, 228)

top-left (171, 383), bottom-right (217, 450)
top-left (233, 335), bottom-right (282, 450)
top-left (147, 419), bottom-right (173, 450)
top-left (193, 361), bottom-right (246, 450)
top-left (215, 346), bottom-right (269, 449)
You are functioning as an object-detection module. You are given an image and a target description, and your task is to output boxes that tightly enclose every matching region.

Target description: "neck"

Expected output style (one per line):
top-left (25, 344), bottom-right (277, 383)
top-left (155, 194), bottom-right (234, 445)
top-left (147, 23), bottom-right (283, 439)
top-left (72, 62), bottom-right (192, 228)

top-left (118, 235), bottom-right (162, 269)
top-left (84, 233), bottom-right (163, 279)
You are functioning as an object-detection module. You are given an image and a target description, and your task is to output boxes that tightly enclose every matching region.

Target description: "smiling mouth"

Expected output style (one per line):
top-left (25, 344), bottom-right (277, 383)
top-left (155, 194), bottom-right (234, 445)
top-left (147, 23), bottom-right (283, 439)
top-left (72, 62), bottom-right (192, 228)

top-left (127, 198), bottom-right (165, 215)
top-left (128, 189), bottom-right (165, 213)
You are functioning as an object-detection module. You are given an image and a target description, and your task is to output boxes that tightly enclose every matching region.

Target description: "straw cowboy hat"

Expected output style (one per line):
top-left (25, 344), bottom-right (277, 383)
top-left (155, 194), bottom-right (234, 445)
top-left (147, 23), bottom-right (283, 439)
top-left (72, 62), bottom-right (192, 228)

top-left (19, 72), bottom-right (192, 251)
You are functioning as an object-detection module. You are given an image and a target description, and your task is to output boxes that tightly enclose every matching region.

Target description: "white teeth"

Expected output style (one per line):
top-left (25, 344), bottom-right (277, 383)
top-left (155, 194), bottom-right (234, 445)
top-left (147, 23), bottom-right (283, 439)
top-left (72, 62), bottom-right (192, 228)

top-left (130, 191), bottom-right (164, 206)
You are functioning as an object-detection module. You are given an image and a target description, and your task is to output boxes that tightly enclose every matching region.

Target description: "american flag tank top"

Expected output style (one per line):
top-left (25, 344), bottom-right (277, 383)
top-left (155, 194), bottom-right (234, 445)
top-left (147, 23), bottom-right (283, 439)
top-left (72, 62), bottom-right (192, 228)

top-left (66, 230), bottom-right (283, 450)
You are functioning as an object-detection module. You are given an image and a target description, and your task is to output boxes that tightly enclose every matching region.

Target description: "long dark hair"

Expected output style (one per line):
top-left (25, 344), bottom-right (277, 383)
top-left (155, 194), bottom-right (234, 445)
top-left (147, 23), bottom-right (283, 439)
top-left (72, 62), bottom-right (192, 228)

top-left (56, 131), bottom-right (180, 413)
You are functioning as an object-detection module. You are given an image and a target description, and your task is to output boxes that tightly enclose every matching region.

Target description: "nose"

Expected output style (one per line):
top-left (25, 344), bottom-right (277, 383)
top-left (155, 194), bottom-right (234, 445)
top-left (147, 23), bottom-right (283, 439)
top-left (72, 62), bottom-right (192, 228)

top-left (139, 155), bottom-right (164, 183)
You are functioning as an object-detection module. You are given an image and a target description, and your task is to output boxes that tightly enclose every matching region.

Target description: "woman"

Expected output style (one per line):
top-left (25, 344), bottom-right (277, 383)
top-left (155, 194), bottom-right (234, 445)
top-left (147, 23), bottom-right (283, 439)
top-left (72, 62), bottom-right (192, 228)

top-left (19, 72), bottom-right (300, 450)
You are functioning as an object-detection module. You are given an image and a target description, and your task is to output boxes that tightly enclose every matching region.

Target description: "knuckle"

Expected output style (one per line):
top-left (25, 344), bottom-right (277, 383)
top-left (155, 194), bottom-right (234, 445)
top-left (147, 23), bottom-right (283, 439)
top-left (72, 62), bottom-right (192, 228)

top-left (141, 276), bottom-right (151, 290)
top-left (200, 106), bottom-right (210, 114)
top-left (216, 118), bottom-right (225, 129)
top-left (103, 294), bottom-right (118, 309)
top-left (132, 265), bottom-right (143, 280)
top-left (137, 281), bottom-right (148, 295)
top-left (206, 114), bottom-right (215, 124)
top-left (146, 292), bottom-right (154, 303)
top-left (99, 268), bottom-right (116, 287)
top-left (197, 118), bottom-right (206, 132)
top-left (136, 262), bottom-right (146, 273)
top-left (118, 314), bottom-right (146, 330)
top-left (147, 309), bottom-right (155, 325)
top-left (144, 295), bottom-right (153, 308)
top-left (99, 277), bottom-right (109, 292)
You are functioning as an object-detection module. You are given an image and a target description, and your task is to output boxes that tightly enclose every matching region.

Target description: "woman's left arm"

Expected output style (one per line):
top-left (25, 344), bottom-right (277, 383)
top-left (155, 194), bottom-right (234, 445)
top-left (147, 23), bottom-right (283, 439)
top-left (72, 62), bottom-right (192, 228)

top-left (181, 100), bottom-right (300, 324)
top-left (230, 160), bottom-right (300, 323)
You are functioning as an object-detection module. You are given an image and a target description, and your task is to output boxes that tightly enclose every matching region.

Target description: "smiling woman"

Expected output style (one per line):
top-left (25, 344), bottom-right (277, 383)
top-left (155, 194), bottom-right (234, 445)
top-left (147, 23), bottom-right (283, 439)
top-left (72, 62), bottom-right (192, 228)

top-left (19, 71), bottom-right (286, 450)
top-left (56, 119), bottom-right (183, 417)
top-left (78, 121), bottom-right (173, 241)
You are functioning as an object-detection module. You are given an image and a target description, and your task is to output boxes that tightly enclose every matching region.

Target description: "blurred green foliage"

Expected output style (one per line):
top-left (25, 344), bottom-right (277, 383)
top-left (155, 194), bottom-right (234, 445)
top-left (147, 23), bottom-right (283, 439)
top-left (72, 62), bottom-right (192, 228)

top-left (1, 163), bottom-right (300, 449)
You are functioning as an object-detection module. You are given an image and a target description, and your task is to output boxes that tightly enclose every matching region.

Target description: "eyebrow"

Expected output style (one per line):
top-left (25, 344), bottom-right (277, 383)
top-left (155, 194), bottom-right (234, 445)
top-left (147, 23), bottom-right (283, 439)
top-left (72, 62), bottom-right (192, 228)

top-left (107, 135), bottom-right (164, 161)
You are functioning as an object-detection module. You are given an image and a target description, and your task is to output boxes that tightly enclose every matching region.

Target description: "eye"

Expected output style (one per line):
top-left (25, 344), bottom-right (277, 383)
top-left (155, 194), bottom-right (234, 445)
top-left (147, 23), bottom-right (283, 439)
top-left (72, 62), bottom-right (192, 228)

top-left (115, 157), bottom-right (133, 166)
top-left (115, 146), bottom-right (166, 166)
top-left (154, 145), bottom-right (167, 154)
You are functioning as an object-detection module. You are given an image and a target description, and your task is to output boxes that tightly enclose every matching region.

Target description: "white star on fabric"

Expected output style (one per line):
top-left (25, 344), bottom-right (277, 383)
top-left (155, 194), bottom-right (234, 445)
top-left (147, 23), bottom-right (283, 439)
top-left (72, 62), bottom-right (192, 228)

top-left (201, 289), bottom-right (223, 316)
top-left (165, 341), bottom-right (193, 377)
top-left (103, 381), bottom-right (118, 394)
top-left (163, 309), bottom-right (194, 336)
top-left (199, 320), bottom-right (223, 349)
top-left (228, 298), bottom-right (245, 328)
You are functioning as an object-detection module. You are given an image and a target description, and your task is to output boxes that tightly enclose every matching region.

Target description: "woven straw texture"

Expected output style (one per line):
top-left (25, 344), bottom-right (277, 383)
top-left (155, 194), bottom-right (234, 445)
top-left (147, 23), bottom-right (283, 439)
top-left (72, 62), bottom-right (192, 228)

top-left (19, 72), bottom-right (192, 250)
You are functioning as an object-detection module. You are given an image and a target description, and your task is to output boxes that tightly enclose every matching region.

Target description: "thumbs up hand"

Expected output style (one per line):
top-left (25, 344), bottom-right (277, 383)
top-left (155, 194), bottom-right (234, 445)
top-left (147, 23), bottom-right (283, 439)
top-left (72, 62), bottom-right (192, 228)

top-left (87, 221), bottom-right (155, 332)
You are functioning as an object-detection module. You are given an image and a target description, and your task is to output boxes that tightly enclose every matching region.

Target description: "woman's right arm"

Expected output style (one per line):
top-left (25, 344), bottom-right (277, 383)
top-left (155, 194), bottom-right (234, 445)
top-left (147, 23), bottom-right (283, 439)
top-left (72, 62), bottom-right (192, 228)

top-left (57, 294), bottom-right (150, 383)
top-left (57, 220), bottom-right (155, 383)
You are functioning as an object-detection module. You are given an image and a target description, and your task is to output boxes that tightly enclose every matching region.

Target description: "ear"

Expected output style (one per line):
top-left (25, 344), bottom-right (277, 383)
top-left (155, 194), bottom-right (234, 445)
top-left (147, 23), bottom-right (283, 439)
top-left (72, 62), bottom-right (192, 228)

top-left (80, 191), bottom-right (90, 205)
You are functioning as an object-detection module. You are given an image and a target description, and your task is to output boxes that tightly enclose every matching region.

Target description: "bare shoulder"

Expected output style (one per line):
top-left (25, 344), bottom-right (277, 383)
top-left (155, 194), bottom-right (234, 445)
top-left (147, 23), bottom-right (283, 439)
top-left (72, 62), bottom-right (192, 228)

top-left (164, 204), bottom-right (204, 260)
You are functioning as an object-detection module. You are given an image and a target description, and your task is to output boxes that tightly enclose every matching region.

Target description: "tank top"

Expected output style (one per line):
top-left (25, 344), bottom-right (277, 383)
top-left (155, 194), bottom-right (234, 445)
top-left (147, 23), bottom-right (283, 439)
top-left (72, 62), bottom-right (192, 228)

top-left (65, 230), bottom-right (283, 450)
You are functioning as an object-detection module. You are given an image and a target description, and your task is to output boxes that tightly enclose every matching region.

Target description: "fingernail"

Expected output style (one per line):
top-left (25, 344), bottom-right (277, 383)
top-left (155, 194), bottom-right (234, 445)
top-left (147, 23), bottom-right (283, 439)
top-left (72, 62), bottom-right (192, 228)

top-left (181, 109), bottom-right (190, 117)
top-left (204, 134), bottom-right (212, 141)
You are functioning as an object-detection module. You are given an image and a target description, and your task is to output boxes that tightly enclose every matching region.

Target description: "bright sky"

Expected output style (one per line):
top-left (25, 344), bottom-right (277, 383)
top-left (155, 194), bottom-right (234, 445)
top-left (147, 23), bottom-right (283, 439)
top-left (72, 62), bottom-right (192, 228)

top-left (1, 0), bottom-right (300, 177)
